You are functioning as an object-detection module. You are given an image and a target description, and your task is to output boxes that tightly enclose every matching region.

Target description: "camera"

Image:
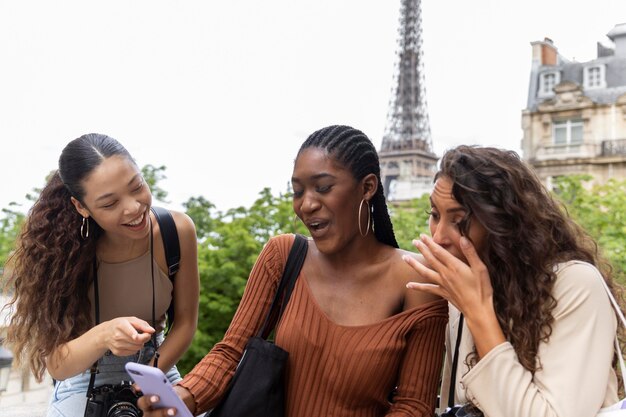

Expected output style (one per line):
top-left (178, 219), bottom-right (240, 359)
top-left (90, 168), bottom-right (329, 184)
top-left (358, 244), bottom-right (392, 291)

top-left (439, 405), bottom-right (484, 417)
top-left (84, 381), bottom-right (142, 417)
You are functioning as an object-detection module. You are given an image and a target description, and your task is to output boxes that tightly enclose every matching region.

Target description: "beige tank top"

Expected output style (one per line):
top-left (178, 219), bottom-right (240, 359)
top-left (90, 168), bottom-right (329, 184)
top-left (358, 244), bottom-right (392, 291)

top-left (89, 251), bottom-right (173, 327)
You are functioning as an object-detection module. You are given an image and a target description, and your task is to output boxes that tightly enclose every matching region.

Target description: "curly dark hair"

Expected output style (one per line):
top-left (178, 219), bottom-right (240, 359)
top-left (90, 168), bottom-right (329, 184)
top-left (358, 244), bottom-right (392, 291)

top-left (298, 125), bottom-right (399, 248)
top-left (4, 133), bottom-right (134, 380)
top-left (438, 145), bottom-right (618, 374)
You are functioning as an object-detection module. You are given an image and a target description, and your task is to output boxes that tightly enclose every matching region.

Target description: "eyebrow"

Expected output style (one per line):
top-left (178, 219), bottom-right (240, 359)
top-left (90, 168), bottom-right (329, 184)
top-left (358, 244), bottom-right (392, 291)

top-left (94, 174), bottom-right (141, 202)
top-left (429, 197), bottom-right (467, 214)
top-left (291, 172), bottom-right (336, 183)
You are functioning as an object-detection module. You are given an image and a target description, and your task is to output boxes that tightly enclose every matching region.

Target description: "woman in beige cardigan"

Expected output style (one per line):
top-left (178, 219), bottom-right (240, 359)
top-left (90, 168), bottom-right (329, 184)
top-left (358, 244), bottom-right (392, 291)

top-left (403, 145), bottom-right (621, 417)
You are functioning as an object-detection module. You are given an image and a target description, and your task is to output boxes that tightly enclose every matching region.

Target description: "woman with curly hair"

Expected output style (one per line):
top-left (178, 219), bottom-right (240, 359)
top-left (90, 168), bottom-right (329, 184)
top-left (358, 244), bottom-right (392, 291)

top-left (4, 133), bottom-right (199, 417)
top-left (403, 145), bottom-right (621, 417)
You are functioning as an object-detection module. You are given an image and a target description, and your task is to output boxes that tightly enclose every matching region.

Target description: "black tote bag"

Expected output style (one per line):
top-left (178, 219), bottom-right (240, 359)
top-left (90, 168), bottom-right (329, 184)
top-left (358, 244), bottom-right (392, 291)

top-left (208, 234), bottom-right (308, 417)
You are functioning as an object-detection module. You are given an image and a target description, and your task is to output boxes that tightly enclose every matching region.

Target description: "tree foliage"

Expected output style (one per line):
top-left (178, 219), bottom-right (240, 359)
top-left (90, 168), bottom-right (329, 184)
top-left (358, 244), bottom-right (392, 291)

top-left (0, 204), bottom-right (25, 270)
top-left (177, 188), bottom-right (305, 374)
top-left (552, 175), bottom-right (626, 283)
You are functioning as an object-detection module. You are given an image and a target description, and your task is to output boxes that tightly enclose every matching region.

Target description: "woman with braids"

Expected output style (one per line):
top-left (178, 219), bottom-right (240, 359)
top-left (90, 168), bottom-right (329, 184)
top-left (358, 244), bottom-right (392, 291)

top-left (4, 133), bottom-right (199, 416)
top-left (139, 125), bottom-right (448, 417)
top-left (403, 145), bottom-right (621, 417)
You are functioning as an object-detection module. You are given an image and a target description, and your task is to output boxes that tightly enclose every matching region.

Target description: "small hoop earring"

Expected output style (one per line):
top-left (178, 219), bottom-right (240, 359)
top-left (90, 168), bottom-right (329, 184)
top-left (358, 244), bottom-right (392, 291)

top-left (81, 217), bottom-right (90, 239)
top-left (358, 199), bottom-right (371, 237)
top-left (293, 214), bottom-right (301, 233)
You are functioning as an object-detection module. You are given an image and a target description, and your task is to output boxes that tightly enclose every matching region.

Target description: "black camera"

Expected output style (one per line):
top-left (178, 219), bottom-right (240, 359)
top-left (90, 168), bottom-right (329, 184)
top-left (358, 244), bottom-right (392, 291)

top-left (84, 381), bottom-right (142, 417)
top-left (439, 405), bottom-right (484, 417)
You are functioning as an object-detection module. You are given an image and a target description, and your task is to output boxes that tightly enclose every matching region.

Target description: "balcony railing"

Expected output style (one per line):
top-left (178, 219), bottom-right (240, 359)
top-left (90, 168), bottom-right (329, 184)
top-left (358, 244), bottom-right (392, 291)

top-left (601, 139), bottom-right (626, 156)
top-left (533, 139), bottom-right (626, 161)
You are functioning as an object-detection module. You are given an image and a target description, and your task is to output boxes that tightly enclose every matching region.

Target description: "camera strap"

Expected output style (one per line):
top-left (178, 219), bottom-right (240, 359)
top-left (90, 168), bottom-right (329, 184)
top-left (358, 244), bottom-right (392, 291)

top-left (448, 313), bottom-right (464, 409)
top-left (86, 216), bottom-right (159, 397)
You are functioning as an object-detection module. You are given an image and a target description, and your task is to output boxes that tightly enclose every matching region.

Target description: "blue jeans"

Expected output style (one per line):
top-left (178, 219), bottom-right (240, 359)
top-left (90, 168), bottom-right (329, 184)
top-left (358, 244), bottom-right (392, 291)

top-left (47, 335), bottom-right (181, 417)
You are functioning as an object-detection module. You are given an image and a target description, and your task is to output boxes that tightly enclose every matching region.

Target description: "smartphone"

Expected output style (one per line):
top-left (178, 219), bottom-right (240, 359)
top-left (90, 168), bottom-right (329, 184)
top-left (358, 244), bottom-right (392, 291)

top-left (125, 362), bottom-right (193, 417)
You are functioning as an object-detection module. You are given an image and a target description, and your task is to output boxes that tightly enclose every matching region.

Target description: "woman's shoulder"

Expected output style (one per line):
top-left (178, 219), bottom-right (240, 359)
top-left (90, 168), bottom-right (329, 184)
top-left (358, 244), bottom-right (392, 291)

top-left (391, 248), bottom-right (427, 281)
top-left (167, 209), bottom-right (195, 233)
top-left (552, 260), bottom-right (610, 314)
top-left (389, 248), bottom-right (443, 308)
top-left (554, 260), bottom-right (604, 288)
top-left (259, 234), bottom-right (300, 264)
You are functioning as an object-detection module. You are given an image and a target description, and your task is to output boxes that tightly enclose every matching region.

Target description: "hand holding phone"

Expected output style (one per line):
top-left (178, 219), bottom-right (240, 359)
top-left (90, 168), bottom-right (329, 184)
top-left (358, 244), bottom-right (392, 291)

top-left (125, 362), bottom-right (193, 417)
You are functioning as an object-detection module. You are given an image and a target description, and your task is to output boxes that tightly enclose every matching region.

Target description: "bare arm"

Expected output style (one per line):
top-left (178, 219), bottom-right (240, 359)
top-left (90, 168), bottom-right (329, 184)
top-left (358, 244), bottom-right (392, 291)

top-left (46, 317), bottom-right (155, 380)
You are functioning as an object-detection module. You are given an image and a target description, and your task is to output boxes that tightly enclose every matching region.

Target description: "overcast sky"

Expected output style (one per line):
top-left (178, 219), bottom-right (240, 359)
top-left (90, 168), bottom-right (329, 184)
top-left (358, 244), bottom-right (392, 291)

top-left (1, 0), bottom-right (624, 213)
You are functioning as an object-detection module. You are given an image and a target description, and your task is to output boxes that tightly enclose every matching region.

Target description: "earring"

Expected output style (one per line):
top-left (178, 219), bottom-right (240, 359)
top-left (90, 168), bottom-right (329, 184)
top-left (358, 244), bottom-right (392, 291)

top-left (81, 217), bottom-right (90, 239)
top-left (293, 214), bottom-right (301, 233)
top-left (358, 199), bottom-right (371, 237)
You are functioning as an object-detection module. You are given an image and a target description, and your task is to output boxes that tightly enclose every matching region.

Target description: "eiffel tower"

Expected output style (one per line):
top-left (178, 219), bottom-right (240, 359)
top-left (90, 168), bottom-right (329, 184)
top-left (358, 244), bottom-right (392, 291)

top-left (379, 0), bottom-right (437, 201)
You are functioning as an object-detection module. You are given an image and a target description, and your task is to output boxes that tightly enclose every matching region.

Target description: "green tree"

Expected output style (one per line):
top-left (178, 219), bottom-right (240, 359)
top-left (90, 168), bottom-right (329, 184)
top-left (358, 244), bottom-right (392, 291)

top-left (553, 175), bottom-right (626, 282)
top-left (142, 164), bottom-right (169, 203)
top-left (389, 194), bottom-right (431, 251)
top-left (0, 204), bottom-right (26, 272)
top-left (176, 188), bottom-right (304, 374)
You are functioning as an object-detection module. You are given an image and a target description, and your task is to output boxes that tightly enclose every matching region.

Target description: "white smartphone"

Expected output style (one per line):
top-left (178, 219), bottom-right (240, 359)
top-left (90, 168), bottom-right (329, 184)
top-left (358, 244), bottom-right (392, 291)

top-left (125, 362), bottom-right (193, 417)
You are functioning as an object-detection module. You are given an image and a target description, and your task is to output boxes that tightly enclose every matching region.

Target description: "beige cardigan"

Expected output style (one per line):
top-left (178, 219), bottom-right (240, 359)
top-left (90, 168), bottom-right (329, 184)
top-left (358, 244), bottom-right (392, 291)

top-left (439, 261), bottom-right (619, 417)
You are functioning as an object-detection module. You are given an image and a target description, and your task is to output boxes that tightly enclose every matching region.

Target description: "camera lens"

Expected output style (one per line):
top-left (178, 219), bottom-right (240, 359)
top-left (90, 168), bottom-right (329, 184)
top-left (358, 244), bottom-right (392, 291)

top-left (107, 401), bottom-right (141, 417)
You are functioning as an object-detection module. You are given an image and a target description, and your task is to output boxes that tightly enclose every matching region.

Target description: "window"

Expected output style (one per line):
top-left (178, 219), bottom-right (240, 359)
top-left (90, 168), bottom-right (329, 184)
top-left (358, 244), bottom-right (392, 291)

top-left (583, 65), bottom-right (606, 89)
top-left (553, 119), bottom-right (583, 145)
top-left (539, 71), bottom-right (560, 96)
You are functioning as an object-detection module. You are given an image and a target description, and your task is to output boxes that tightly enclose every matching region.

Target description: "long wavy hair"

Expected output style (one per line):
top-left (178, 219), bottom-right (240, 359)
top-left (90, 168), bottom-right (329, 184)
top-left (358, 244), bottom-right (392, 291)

top-left (438, 145), bottom-right (618, 374)
top-left (4, 133), bottom-right (134, 380)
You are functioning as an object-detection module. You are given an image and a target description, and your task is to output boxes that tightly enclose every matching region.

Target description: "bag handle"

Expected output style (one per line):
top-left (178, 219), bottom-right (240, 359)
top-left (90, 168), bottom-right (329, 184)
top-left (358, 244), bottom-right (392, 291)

top-left (597, 274), bottom-right (626, 394)
top-left (258, 234), bottom-right (308, 340)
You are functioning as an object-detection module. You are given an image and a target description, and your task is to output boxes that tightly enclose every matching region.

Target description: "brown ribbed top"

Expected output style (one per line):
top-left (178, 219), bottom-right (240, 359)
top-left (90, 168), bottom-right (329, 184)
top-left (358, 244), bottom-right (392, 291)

top-left (180, 234), bottom-right (447, 417)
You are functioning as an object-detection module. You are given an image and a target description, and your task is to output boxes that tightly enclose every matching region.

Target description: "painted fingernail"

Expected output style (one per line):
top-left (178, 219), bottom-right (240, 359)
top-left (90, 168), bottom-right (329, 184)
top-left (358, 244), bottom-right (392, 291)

top-left (167, 409), bottom-right (176, 416)
top-left (150, 395), bottom-right (159, 403)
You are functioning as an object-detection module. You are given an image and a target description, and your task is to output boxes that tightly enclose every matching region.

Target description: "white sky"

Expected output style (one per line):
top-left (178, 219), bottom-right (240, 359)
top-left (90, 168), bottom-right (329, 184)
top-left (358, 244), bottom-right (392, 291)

top-left (1, 0), bottom-right (624, 213)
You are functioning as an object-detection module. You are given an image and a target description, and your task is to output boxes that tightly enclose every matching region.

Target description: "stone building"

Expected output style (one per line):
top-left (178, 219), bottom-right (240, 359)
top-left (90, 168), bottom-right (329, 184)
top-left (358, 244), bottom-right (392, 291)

top-left (521, 23), bottom-right (626, 187)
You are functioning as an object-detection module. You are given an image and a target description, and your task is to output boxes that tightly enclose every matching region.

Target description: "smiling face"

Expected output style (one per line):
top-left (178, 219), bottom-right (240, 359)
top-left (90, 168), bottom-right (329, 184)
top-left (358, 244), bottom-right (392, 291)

top-left (428, 176), bottom-right (488, 263)
top-left (71, 155), bottom-right (152, 241)
top-left (292, 148), bottom-right (366, 254)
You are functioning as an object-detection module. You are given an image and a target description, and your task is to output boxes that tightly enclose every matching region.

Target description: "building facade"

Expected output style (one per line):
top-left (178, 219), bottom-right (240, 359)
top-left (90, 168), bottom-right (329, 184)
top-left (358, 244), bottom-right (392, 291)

top-left (522, 23), bottom-right (626, 186)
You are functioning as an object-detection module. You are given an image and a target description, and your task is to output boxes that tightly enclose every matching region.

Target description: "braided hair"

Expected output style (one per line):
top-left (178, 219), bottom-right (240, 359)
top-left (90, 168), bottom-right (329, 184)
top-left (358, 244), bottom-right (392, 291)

top-left (297, 125), bottom-right (398, 248)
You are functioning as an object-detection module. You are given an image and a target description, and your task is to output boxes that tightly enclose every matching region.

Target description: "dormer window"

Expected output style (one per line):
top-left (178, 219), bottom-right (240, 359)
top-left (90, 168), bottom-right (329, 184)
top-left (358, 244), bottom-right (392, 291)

top-left (583, 65), bottom-right (606, 89)
top-left (539, 71), bottom-right (560, 97)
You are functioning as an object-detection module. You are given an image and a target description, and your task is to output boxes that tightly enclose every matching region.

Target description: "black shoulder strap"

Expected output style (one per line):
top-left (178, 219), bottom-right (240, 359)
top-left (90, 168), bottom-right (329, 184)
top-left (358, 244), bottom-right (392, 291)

top-left (151, 206), bottom-right (180, 332)
top-left (151, 206), bottom-right (180, 276)
top-left (448, 313), bottom-right (464, 408)
top-left (258, 234), bottom-right (308, 339)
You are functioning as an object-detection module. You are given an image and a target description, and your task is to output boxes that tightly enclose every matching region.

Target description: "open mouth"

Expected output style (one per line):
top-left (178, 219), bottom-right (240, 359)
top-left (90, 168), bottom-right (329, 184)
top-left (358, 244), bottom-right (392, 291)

top-left (306, 219), bottom-right (329, 234)
top-left (123, 212), bottom-right (146, 228)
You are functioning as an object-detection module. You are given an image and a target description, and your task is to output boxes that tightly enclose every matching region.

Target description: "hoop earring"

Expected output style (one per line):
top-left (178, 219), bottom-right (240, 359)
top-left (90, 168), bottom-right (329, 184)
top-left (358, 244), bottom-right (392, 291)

top-left (358, 199), bottom-right (371, 237)
top-left (81, 217), bottom-right (90, 239)
top-left (293, 214), bottom-right (301, 233)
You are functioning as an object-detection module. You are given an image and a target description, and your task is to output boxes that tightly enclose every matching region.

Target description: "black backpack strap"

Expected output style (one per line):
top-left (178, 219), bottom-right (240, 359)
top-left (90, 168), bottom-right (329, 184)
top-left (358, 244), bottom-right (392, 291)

top-left (258, 234), bottom-right (308, 339)
top-left (151, 206), bottom-right (181, 276)
top-left (151, 206), bottom-right (181, 332)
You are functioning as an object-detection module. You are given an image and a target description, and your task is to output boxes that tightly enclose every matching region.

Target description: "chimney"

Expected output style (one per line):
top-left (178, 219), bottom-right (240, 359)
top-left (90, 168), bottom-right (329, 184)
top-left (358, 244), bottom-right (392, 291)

top-left (531, 37), bottom-right (558, 66)
top-left (607, 23), bottom-right (626, 58)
